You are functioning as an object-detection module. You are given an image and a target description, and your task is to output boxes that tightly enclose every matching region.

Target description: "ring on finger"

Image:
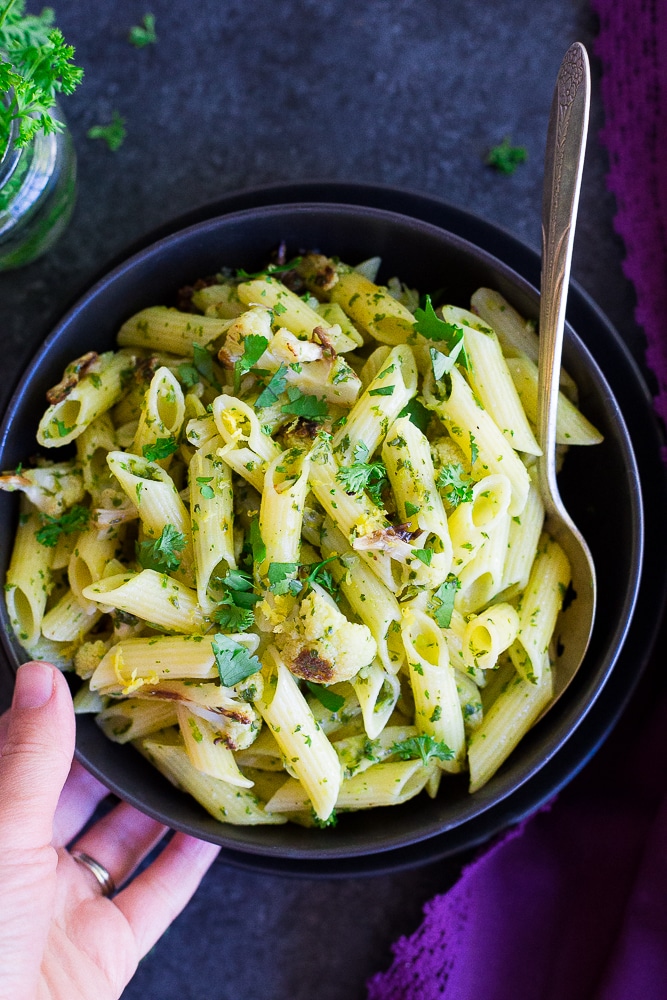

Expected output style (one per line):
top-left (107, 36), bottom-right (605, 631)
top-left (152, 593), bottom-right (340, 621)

top-left (69, 849), bottom-right (116, 897)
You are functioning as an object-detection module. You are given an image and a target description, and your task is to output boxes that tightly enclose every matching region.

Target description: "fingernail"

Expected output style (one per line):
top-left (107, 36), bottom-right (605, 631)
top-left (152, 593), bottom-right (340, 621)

top-left (13, 661), bottom-right (55, 710)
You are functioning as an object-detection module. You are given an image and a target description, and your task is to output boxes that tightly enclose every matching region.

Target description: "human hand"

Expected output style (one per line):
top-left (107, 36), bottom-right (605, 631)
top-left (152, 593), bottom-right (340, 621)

top-left (0, 661), bottom-right (220, 1000)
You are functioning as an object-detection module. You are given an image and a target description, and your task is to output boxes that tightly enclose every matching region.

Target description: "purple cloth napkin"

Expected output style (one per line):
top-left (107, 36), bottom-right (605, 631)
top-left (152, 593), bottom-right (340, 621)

top-left (367, 3), bottom-right (667, 997)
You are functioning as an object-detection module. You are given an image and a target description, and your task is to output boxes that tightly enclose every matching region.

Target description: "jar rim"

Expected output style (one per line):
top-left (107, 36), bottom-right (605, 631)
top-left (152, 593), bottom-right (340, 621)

top-left (0, 103), bottom-right (21, 186)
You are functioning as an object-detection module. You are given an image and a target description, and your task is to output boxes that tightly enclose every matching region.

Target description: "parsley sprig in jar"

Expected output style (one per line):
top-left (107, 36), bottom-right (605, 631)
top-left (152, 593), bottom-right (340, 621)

top-left (0, 0), bottom-right (82, 270)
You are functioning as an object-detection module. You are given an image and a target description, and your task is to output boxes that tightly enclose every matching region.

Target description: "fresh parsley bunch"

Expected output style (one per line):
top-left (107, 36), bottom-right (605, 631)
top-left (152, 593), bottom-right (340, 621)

top-left (0, 0), bottom-right (83, 149)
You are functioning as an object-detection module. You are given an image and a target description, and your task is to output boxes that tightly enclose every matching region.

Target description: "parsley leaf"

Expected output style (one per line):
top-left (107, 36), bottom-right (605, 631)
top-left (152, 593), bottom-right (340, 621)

top-left (136, 523), bottom-right (186, 573)
top-left (469, 432), bottom-right (479, 465)
top-left (142, 437), bottom-right (177, 462)
top-left (368, 385), bottom-right (394, 397)
top-left (391, 734), bottom-right (454, 765)
top-left (485, 137), bottom-right (527, 175)
top-left (306, 682), bottom-right (345, 712)
top-left (87, 111), bottom-right (126, 152)
top-left (405, 501), bottom-right (421, 518)
top-left (0, 6), bottom-right (83, 149)
top-left (336, 459), bottom-right (388, 508)
top-left (305, 555), bottom-right (340, 597)
top-left (412, 547), bottom-right (433, 566)
top-left (255, 363), bottom-right (288, 408)
top-left (249, 517), bottom-right (266, 566)
top-left (267, 561), bottom-right (302, 595)
top-left (35, 504), bottom-right (89, 547)
top-left (398, 396), bottom-right (431, 434)
top-left (414, 296), bottom-right (468, 368)
top-left (234, 333), bottom-right (269, 392)
top-left (437, 463), bottom-right (473, 507)
top-left (431, 574), bottom-right (460, 629)
top-left (177, 362), bottom-right (200, 388)
top-left (191, 342), bottom-right (221, 390)
top-left (280, 386), bottom-right (328, 420)
top-left (196, 476), bottom-right (215, 500)
top-left (211, 603), bottom-right (255, 632)
top-left (212, 633), bottom-right (262, 687)
top-left (236, 257), bottom-right (302, 280)
top-left (128, 13), bottom-right (157, 48)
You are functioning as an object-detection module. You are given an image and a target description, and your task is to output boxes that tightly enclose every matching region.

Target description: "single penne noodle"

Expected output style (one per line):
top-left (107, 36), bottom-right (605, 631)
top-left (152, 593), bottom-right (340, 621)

top-left (106, 451), bottom-right (195, 586)
top-left (401, 607), bottom-right (466, 769)
top-left (238, 276), bottom-right (360, 350)
top-left (0, 460), bottom-right (85, 517)
top-left (319, 517), bottom-right (405, 673)
top-left (315, 301), bottom-right (364, 349)
top-left (462, 602), bottom-right (520, 671)
top-left (382, 415), bottom-right (452, 589)
top-left (136, 737), bottom-right (286, 825)
top-left (467, 664), bottom-right (553, 792)
top-left (470, 287), bottom-right (577, 397)
top-left (283, 355), bottom-right (361, 408)
top-left (440, 607), bottom-right (486, 686)
top-left (234, 726), bottom-right (285, 772)
top-left (332, 344), bottom-right (418, 463)
top-left (130, 366), bottom-right (185, 460)
top-left (217, 440), bottom-right (266, 493)
top-left (506, 355), bottom-right (603, 446)
top-left (258, 449), bottom-right (311, 578)
top-left (212, 394), bottom-right (282, 465)
top-left (350, 659), bottom-right (401, 739)
top-left (454, 670), bottom-right (484, 731)
top-left (96, 698), bottom-right (179, 743)
top-left (459, 321), bottom-right (541, 455)
top-left (423, 366), bottom-right (530, 515)
top-left (447, 473), bottom-right (512, 572)
top-left (501, 476), bottom-right (545, 594)
top-left (117, 306), bottom-right (230, 354)
top-left (82, 569), bottom-right (204, 633)
top-left (5, 500), bottom-right (56, 648)
top-left (41, 588), bottom-right (102, 642)
top-left (72, 680), bottom-right (107, 714)
top-left (359, 345), bottom-right (393, 390)
top-left (264, 758), bottom-right (431, 813)
top-left (455, 512), bottom-right (510, 614)
top-left (256, 645), bottom-right (342, 821)
top-left (509, 533), bottom-right (571, 684)
top-left (193, 282), bottom-right (245, 318)
top-left (68, 527), bottom-right (119, 613)
top-left (185, 414), bottom-right (217, 448)
top-left (329, 270), bottom-right (416, 345)
top-left (189, 436), bottom-right (236, 610)
top-left (176, 704), bottom-right (254, 787)
top-left (75, 413), bottom-right (123, 506)
top-left (37, 350), bottom-right (137, 448)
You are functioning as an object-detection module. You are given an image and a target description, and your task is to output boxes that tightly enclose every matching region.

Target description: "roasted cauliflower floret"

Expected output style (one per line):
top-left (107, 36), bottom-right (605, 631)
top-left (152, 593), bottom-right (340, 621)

top-left (277, 588), bottom-right (376, 684)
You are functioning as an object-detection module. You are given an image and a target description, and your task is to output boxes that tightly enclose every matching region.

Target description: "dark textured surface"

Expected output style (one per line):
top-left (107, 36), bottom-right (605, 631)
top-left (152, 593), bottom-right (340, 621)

top-left (0, 3), bottom-right (650, 998)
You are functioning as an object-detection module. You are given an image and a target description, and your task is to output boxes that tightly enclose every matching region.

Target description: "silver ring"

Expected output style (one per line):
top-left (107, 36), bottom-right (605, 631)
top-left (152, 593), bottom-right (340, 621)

top-left (69, 850), bottom-right (116, 897)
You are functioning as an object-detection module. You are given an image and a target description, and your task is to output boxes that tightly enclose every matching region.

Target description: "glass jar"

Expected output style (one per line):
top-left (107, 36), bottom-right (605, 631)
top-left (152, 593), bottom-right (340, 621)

top-left (0, 110), bottom-right (77, 270)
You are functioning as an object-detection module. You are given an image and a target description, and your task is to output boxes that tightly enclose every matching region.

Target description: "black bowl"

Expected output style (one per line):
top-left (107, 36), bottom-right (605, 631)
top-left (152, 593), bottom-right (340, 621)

top-left (0, 201), bottom-right (644, 865)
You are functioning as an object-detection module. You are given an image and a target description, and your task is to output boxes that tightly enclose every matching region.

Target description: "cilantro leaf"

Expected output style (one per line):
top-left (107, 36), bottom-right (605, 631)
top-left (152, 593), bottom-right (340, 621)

top-left (280, 386), bottom-right (328, 420)
top-left (142, 437), bottom-right (177, 462)
top-left (485, 138), bottom-right (527, 175)
top-left (136, 523), bottom-right (186, 573)
top-left (336, 459), bottom-right (388, 508)
top-left (267, 561), bottom-right (301, 595)
top-left (128, 13), bottom-right (157, 48)
top-left (431, 574), bottom-right (460, 629)
top-left (437, 463), bottom-right (473, 507)
top-left (306, 682), bottom-right (345, 712)
top-left (391, 734), bottom-right (454, 765)
top-left (87, 111), bottom-right (126, 152)
top-left (35, 504), bottom-right (89, 547)
top-left (255, 364), bottom-right (288, 408)
top-left (212, 633), bottom-right (262, 687)
top-left (234, 333), bottom-right (269, 392)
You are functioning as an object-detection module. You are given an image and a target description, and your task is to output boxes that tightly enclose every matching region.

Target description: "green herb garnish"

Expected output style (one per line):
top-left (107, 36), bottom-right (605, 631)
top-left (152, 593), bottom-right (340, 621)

top-left (142, 437), bottom-right (177, 463)
top-left (128, 13), bottom-right (157, 48)
top-left (191, 342), bottom-right (221, 390)
top-left (336, 457), bottom-right (388, 508)
top-left (431, 574), bottom-right (460, 629)
top-left (280, 386), bottom-right (328, 420)
top-left (391, 734), bottom-right (454, 765)
top-left (414, 296), bottom-right (468, 369)
top-left (212, 633), bottom-right (262, 687)
top-left (306, 682), bottom-right (345, 712)
top-left (255, 363), bottom-right (288, 408)
top-left (485, 137), bottom-right (527, 175)
top-left (437, 463), bottom-right (473, 507)
top-left (234, 333), bottom-right (269, 392)
top-left (35, 504), bottom-right (89, 547)
top-left (398, 396), bottom-right (431, 434)
top-left (0, 0), bottom-right (83, 148)
top-left (136, 523), bottom-right (186, 573)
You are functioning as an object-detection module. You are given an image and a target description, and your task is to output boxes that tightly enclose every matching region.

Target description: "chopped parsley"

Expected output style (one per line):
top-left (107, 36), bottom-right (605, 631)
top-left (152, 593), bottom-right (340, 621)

top-left (437, 463), bottom-right (473, 507)
top-left (368, 385), bottom-right (394, 397)
top-left (267, 561), bottom-right (302, 596)
top-left (234, 333), bottom-right (269, 392)
top-left (87, 110), bottom-right (126, 152)
top-left (398, 396), bottom-right (431, 434)
top-left (336, 457), bottom-right (388, 508)
top-left (412, 547), bottom-right (433, 566)
top-left (191, 342), bottom-right (221, 390)
top-left (255, 364), bottom-right (288, 408)
top-left (136, 523), bottom-right (186, 573)
top-left (280, 386), bottom-right (328, 420)
top-left (35, 504), bottom-right (89, 547)
top-left (212, 633), bottom-right (262, 687)
top-left (128, 13), bottom-right (157, 47)
top-left (431, 574), bottom-right (460, 629)
top-left (391, 734), bottom-right (454, 765)
top-left (142, 437), bottom-right (177, 462)
top-left (306, 682), bottom-right (346, 712)
top-left (236, 257), bottom-right (302, 280)
top-left (414, 296), bottom-right (468, 368)
top-left (249, 517), bottom-right (266, 566)
top-left (485, 138), bottom-right (528, 175)
top-left (196, 476), bottom-right (215, 500)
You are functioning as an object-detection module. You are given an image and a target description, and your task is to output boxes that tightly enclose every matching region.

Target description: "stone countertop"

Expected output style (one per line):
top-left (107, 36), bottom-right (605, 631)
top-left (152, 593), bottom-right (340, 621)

top-left (0, 3), bottom-right (648, 999)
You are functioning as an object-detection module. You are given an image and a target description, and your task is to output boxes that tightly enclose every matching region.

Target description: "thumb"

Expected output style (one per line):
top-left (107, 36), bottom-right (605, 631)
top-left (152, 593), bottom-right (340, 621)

top-left (0, 662), bottom-right (75, 851)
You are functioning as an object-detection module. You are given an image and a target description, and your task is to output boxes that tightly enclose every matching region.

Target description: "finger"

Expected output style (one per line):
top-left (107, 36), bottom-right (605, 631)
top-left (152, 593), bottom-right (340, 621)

top-left (0, 662), bottom-right (75, 852)
top-left (70, 800), bottom-right (168, 891)
top-left (52, 760), bottom-right (111, 848)
top-left (114, 833), bottom-right (220, 957)
top-left (0, 709), bottom-right (9, 749)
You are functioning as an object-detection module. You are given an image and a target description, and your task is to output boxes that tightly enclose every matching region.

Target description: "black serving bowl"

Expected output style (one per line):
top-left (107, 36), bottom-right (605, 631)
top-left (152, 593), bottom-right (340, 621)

top-left (0, 200), bottom-right (647, 868)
